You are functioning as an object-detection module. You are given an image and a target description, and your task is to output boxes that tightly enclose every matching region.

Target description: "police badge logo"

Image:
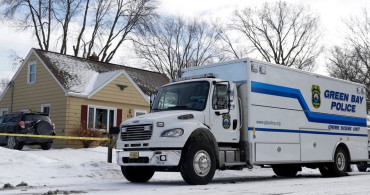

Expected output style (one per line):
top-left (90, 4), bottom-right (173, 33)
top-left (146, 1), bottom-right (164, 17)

top-left (222, 114), bottom-right (231, 129)
top-left (311, 85), bottom-right (321, 108)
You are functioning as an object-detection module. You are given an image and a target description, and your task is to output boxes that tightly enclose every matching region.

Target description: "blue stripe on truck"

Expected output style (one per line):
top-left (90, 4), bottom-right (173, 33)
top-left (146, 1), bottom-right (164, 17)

top-left (251, 81), bottom-right (367, 127)
top-left (248, 127), bottom-right (368, 137)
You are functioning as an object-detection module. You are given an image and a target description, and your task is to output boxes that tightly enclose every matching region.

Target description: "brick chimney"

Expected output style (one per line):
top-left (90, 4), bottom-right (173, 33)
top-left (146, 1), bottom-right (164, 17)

top-left (89, 52), bottom-right (99, 61)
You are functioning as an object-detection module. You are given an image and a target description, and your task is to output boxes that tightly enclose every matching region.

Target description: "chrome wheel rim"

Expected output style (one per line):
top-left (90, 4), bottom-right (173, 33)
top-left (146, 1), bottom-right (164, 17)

top-left (193, 150), bottom-right (211, 177)
top-left (7, 136), bottom-right (16, 149)
top-left (336, 153), bottom-right (346, 171)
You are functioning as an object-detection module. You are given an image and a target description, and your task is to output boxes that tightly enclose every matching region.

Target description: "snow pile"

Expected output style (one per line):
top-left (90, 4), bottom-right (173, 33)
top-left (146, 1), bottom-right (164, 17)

top-left (1, 146), bottom-right (370, 194)
top-left (0, 147), bottom-right (121, 188)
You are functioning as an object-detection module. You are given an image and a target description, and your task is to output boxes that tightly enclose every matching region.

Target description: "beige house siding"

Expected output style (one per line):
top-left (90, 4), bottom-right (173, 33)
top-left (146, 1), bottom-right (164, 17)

top-left (0, 50), bottom-right (155, 148)
top-left (65, 73), bottom-right (149, 147)
top-left (0, 52), bottom-right (67, 147)
top-left (90, 73), bottom-right (148, 106)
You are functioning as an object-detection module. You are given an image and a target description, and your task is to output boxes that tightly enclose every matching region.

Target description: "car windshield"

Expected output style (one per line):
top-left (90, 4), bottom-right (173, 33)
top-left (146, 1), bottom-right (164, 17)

top-left (151, 81), bottom-right (210, 112)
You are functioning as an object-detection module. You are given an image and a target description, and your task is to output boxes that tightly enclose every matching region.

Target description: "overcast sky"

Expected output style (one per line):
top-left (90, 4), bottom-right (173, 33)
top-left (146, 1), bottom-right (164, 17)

top-left (0, 0), bottom-right (369, 80)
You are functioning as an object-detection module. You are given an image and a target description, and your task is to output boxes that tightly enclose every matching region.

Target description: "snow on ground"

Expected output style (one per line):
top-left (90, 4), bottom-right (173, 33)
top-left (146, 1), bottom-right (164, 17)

top-left (1, 146), bottom-right (370, 194)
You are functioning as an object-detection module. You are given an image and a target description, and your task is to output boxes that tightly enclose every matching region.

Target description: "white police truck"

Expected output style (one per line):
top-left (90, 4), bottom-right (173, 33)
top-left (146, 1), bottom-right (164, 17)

top-left (114, 58), bottom-right (368, 185)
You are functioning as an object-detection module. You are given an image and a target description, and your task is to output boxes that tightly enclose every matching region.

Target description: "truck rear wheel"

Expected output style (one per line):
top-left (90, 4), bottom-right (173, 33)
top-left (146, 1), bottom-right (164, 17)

top-left (319, 147), bottom-right (349, 177)
top-left (180, 142), bottom-right (216, 185)
top-left (357, 164), bottom-right (368, 172)
top-left (272, 164), bottom-right (300, 177)
top-left (121, 166), bottom-right (155, 183)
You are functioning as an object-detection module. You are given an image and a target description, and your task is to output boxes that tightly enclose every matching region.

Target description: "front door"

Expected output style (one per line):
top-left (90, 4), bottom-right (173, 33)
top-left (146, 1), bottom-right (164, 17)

top-left (209, 83), bottom-right (240, 143)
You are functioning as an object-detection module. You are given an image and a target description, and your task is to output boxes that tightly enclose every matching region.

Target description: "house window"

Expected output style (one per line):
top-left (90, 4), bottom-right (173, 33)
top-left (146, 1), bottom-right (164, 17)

top-left (0, 108), bottom-right (8, 116)
top-left (27, 62), bottom-right (37, 84)
top-left (134, 109), bottom-right (147, 117)
top-left (87, 105), bottom-right (116, 131)
top-left (41, 104), bottom-right (51, 116)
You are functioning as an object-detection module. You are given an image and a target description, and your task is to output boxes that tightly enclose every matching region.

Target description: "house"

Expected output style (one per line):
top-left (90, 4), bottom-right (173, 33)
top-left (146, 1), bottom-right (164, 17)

top-left (0, 48), bottom-right (169, 148)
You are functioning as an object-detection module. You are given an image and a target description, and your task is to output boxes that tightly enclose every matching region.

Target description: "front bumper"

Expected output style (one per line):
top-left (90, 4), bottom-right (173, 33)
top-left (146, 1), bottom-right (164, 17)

top-left (116, 150), bottom-right (181, 166)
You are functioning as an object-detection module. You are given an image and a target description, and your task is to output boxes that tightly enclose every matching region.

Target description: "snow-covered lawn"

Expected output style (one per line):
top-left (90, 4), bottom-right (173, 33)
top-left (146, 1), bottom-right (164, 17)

top-left (1, 146), bottom-right (370, 194)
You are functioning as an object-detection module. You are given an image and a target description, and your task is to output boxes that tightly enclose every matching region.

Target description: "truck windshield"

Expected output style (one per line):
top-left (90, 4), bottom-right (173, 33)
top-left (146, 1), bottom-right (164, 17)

top-left (152, 81), bottom-right (210, 112)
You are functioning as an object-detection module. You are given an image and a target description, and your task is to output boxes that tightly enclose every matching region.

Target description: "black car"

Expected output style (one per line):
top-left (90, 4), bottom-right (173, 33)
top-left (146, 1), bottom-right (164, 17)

top-left (0, 112), bottom-right (56, 150)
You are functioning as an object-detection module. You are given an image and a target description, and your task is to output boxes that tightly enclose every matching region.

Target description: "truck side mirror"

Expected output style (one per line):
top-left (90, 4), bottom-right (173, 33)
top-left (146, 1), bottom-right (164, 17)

top-left (150, 94), bottom-right (156, 107)
top-left (109, 126), bottom-right (120, 135)
top-left (228, 83), bottom-right (236, 110)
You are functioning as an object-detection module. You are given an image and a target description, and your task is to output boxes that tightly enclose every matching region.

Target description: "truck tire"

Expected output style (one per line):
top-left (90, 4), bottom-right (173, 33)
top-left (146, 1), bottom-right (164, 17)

top-left (319, 147), bottom-right (349, 177)
top-left (356, 164), bottom-right (368, 172)
top-left (180, 142), bottom-right (216, 185)
top-left (272, 164), bottom-right (300, 177)
top-left (7, 136), bottom-right (23, 150)
top-left (121, 166), bottom-right (155, 183)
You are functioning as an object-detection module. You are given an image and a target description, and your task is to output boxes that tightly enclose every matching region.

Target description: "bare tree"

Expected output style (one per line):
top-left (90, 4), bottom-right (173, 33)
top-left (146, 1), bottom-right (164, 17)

top-left (53, 0), bottom-right (84, 54)
top-left (9, 50), bottom-right (25, 70)
top-left (328, 8), bottom-right (370, 108)
top-left (328, 46), bottom-right (369, 84)
top-left (0, 0), bottom-right (53, 51)
top-left (231, 1), bottom-right (322, 70)
top-left (0, 0), bottom-right (158, 62)
top-left (81, 0), bottom-right (110, 58)
top-left (213, 22), bottom-right (254, 59)
top-left (73, 0), bottom-right (89, 57)
top-left (97, 0), bottom-right (158, 62)
top-left (134, 16), bottom-right (223, 79)
top-left (0, 78), bottom-right (10, 94)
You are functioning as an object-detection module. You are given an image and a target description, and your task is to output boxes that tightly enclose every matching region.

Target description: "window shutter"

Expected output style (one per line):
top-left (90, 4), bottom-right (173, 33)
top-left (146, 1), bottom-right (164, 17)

top-left (116, 109), bottom-right (122, 126)
top-left (81, 105), bottom-right (88, 129)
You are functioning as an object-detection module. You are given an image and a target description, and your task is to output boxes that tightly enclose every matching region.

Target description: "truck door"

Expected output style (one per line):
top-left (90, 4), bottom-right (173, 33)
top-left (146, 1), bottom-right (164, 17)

top-left (209, 83), bottom-right (240, 143)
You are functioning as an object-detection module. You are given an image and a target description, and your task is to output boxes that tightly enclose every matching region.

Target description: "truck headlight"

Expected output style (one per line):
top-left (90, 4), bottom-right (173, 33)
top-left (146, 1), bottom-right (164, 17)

top-left (161, 128), bottom-right (184, 137)
top-left (121, 127), bottom-right (127, 132)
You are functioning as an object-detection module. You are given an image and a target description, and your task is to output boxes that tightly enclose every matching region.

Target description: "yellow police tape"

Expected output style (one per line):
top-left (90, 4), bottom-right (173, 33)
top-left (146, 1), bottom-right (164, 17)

top-left (0, 133), bottom-right (111, 141)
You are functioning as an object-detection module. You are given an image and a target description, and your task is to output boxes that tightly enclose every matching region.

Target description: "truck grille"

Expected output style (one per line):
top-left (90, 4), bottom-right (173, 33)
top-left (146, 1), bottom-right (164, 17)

top-left (121, 125), bottom-right (153, 141)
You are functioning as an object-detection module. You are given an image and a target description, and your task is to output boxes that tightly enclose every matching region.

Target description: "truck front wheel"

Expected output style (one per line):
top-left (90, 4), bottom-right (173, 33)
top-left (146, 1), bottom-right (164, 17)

top-left (121, 166), bottom-right (155, 183)
top-left (180, 142), bottom-right (216, 185)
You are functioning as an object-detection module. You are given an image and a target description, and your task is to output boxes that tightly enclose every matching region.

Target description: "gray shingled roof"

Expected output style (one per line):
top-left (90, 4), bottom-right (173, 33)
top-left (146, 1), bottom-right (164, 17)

top-left (33, 49), bottom-right (169, 97)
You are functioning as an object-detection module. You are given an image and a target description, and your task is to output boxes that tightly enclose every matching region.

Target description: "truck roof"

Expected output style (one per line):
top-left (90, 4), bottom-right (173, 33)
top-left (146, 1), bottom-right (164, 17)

top-left (182, 58), bottom-right (365, 87)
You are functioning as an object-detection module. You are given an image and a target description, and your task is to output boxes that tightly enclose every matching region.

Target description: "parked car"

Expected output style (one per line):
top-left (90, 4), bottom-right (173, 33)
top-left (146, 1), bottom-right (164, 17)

top-left (0, 112), bottom-right (56, 150)
top-left (357, 141), bottom-right (370, 172)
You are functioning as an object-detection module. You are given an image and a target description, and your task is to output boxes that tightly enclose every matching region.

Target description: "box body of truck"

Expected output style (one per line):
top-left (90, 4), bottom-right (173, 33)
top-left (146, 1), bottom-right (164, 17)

top-left (182, 58), bottom-right (368, 165)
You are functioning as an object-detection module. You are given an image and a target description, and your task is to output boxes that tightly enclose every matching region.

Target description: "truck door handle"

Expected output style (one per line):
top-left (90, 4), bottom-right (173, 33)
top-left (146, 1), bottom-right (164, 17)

top-left (233, 119), bottom-right (237, 130)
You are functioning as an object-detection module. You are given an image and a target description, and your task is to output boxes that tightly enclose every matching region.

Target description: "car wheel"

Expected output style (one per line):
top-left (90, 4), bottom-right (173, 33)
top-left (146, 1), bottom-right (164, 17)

top-left (40, 142), bottom-right (52, 150)
top-left (7, 136), bottom-right (22, 150)
top-left (180, 142), bottom-right (216, 185)
top-left (121, 166), bottom-right (155, 183)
